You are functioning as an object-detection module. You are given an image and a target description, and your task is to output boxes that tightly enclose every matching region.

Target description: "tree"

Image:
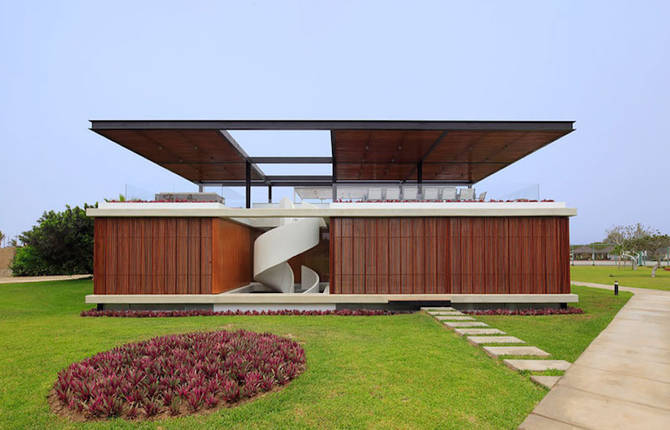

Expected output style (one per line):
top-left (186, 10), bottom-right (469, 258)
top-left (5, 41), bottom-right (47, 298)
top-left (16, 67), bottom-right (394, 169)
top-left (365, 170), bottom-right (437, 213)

top-left (604, 223), bottom-right (656, 269)
top-left (0, 230), bottom-right (5, 247)
top-left (629, 234), bottom-right (670, 278)
top-left (10, 204), bottom-right (96, 276)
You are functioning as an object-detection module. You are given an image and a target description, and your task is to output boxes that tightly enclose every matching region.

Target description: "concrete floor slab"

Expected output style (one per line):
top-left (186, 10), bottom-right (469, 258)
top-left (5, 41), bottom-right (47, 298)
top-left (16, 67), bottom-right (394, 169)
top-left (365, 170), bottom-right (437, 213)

top-left (522, 282), bottom-right (670, 429)
top-left (443, 321), bottom-right (489, 328)
top-left (558, 363), bottom-right (670, 412)
top-left (435, 315), bottom-right (474, 321)
top-left (454, 328), bottom-right (505, 336)
top-left (530, 384), bottom-right (670, 429)
top-left (482, 346), bottom-right (549, 358)
top-left (421, 307), bottom-right (455, 311)
top-left (503, 359), bottom-right (570, 372)
top-left (530, 375), bottom-right (560, 389)
top-left (428, 311), bottom-right (464, 316)
top-left (519, 413), bottom-right (577, 429)
top-left (467, 336), bottom-right (525, 345)
top-left (575, 350), bottom-right (670, 384)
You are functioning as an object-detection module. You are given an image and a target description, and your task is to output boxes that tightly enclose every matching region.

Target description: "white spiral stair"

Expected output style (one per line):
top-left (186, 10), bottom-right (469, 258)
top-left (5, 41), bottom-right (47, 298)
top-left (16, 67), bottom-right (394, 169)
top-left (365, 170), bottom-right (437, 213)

top-left (253, 198), bottom-right (323, 293)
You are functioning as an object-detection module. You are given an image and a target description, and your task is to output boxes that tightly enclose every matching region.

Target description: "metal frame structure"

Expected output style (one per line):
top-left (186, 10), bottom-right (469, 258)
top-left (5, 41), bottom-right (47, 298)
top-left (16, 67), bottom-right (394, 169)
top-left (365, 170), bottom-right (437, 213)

top-left (90, 120), bottom-right (575, 207)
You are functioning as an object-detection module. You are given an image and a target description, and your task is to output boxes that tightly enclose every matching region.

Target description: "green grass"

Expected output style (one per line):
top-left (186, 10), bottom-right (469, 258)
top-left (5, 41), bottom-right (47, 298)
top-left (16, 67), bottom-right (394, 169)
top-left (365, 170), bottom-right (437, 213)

top-left (477, 284), bottom-right (632, 362)
top-left (0, 280), bottom-right (631, 429)
top-left (0, 279), bottom-right (546, 430)
top-left (570, 265), bottom-right (670, 291)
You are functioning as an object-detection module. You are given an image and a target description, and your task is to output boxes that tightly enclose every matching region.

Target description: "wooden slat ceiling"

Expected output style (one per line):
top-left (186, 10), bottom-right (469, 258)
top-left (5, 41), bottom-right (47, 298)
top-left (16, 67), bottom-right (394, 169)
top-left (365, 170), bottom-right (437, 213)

top-left (95, 129), bottom-right (264, 181)
top-left (332, 129), bottom-right (571, 182)
top-left (92, 121), bottom-right (573, 184)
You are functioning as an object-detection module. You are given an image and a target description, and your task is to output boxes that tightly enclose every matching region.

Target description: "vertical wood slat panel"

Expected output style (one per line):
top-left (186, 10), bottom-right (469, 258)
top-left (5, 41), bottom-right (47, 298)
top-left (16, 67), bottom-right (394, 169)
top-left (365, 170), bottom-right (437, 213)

top-left (93, 219), bottom-right (106, 294)
top-left (93, 217), bottom-right (251, 295)
top-left (328, 216), bottom-right (571, 296)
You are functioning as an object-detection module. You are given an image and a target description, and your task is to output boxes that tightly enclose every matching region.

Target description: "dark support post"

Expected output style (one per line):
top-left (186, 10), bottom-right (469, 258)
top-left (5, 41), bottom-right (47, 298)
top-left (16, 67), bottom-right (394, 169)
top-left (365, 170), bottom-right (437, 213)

top-left (417, 161), bottom-right (423, 198)
top-left (614, 280), bottom-right (619, 296)
top-left (268, 184), bottom-right (272, 203)
top-left (245, 161), bottom-right (251, 208)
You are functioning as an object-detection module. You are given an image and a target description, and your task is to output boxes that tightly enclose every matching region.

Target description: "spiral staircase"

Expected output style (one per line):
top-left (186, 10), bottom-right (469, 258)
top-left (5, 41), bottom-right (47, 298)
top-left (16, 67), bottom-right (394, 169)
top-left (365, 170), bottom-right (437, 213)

top-left (253, 198), bottom-right (323, 293)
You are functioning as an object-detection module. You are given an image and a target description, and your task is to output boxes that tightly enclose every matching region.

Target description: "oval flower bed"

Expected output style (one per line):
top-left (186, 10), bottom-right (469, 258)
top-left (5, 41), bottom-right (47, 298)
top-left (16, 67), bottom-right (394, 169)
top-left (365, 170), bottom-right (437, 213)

top-left (50, 330), bottom-right (305, 420)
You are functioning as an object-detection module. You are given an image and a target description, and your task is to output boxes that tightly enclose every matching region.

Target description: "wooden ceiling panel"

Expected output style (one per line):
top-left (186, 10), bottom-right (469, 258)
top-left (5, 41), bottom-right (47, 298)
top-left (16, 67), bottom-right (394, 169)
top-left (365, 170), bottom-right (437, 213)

top-left (93, 121), bottom-right (573, 185)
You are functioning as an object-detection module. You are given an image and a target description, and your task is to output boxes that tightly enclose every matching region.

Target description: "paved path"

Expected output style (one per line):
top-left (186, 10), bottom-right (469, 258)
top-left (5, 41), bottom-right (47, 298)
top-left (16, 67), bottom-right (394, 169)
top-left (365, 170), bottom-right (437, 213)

top-left (0, 274), bottom-right (91, 284)
top-left (520, 281), bottom-right (670, 429)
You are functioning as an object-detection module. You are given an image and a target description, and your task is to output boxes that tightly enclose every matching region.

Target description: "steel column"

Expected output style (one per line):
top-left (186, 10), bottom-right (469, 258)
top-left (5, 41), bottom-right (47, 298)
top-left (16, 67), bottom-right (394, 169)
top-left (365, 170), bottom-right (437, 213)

top-left (245, 161), bottom-right (251, 208)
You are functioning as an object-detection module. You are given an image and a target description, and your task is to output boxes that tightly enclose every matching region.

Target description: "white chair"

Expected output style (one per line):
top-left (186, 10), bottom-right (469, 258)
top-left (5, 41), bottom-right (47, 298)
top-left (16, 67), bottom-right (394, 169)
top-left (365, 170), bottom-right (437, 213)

top-left (367, 188), bottom-right (382, 201)
top-left (477, 191), bottom-right (487, 201)
top-left (422, 187), bottom-right (439, 200)
top-left (460, 188), bottom-right (475, 200)
top-left (441, 187), bottom-right (457, 201)
top-left (384, 187), bottom-right (400, 200)
top-left (402, 185), bottom-right (418, 200)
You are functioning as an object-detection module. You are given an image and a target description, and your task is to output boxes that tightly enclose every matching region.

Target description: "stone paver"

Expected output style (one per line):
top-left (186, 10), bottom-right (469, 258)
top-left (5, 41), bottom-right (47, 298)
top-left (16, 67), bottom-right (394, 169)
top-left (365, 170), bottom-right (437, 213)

top-left (443, 321), bottom-right (489, 328)
top-left (503, 359), bottom-right (571, 372)
top-left (454, 328), bottom-right (506, 336)
top-left (482, 346), bottom-right (549, 358)
top-left (0, 274), bottom-right (91, 284)
top-left (521, 281), bottom-right (670, 429)
top-left (530, 375), bottom-right (560, 389)
top-left (421, 306), bottom-right (455, 311)
top-left (467, 336), bottom-right (525, 345)
top-left (435, 315), bottom-right (474, 321)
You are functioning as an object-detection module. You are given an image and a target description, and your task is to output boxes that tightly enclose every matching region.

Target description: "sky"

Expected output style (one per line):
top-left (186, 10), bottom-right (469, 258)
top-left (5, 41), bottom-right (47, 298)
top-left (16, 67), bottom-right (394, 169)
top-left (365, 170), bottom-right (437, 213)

top-left (1, 0), bottom-right (669, 245)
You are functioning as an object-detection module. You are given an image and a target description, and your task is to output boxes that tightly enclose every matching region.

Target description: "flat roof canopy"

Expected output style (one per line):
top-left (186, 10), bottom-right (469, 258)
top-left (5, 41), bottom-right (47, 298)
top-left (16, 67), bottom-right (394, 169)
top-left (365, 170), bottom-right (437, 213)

top-left (91, 120), bottom-right (574, 186)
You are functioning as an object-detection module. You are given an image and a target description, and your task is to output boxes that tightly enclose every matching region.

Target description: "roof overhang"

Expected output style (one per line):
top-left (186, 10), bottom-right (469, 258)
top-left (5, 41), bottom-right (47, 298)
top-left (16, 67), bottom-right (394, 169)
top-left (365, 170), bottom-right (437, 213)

top-left (90, 120), bottom-right (575, 186)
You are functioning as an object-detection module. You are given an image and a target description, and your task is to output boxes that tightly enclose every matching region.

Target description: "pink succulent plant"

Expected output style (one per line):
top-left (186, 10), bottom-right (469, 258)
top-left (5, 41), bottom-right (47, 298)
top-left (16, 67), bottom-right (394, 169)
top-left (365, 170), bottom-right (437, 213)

top-left (52, 330), bottom-right (305, 420)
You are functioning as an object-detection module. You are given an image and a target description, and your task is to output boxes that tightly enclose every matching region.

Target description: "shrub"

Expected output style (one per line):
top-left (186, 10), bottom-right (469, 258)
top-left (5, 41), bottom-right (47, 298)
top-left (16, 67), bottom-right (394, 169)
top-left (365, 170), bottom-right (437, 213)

top-left (463, 308), bottom-right (583, 316)
top-left (51, 330), bottom-right (305, 420)
top-left (11, 204), bottom-right (95, 276)
top-left (80, 308), bottom-right (400, 318)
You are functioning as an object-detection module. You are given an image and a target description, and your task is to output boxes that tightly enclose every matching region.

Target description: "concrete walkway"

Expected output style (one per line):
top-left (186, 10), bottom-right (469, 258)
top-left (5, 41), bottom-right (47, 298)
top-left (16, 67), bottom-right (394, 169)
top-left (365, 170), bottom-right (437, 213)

top-left (0, 274), bottom-right (91, 284)
top-left (520, 281), bottom-right (670, 429)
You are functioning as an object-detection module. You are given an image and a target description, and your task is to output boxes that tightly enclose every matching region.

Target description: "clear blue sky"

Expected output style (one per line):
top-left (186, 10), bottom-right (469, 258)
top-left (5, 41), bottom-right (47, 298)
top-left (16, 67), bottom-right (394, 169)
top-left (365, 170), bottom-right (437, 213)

top-left (1, 0), bottom-right (669, 244)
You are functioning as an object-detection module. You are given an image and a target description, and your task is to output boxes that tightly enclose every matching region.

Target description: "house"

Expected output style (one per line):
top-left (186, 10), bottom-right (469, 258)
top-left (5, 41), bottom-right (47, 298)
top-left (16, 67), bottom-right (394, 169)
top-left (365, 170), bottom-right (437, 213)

top-left (86, 120), bottom-right (577, 310)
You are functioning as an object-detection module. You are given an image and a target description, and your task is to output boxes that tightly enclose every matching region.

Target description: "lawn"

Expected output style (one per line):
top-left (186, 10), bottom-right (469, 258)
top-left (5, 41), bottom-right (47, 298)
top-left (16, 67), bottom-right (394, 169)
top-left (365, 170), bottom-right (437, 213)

top-left (0, 279), bottom-right (629, 429)
top-left (570, 265), bottom-right (670, 291)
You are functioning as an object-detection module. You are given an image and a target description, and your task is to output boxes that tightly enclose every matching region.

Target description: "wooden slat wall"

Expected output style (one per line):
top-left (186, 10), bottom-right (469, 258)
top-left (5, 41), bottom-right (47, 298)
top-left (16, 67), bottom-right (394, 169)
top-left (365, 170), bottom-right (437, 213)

top-left (93, 217), bottom-right (254, 295)
top-left (331, 217), bottom-right (570, 295)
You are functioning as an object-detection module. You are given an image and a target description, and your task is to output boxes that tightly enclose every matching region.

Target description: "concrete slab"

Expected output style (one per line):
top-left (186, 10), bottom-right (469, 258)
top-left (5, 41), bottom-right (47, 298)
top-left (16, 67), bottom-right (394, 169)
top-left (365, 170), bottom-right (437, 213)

top-left (482, 346), bottom-right (549, 358)
top-left (453, 328), bottom-right (505, 336)
top-left (575, 350), bottom-right (670, 384)
top-left (523, 282), bottom-right (670, 429)
top-left (558, 363), bottom-right (670, 411)
top-left (427, 311), bottom-right (464, 316)
top-left (443, 321), bottom-right (489, 328)
top-left (435, 315), bottom-right (474, 321)
top-left (503, 359), bottom-right (571, 372)
top-left (466, 336), bottom-right (525, 345)
top-left (530, 375), bottom-right (560, 389)
top-left (519, 413), bottom-right (576, 429)
top-left (530, 384), bottom-right (670, 429)
top-left (421, 307), bottom-right (455, 311)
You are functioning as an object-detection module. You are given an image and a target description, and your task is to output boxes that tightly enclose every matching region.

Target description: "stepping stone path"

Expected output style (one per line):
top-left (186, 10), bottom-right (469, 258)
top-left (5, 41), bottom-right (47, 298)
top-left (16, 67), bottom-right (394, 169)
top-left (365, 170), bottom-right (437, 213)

top-left (530, 375), bottom-right (560, 389)
top-left (454, 328), bottom-right (506, 336)
top-left (503, 359), bottom-right (571, 372)
top-left (435, 315), bottom-right (475, 321)
top-left (467, 336), bottom-right (525, 345)
top-left (423, 307), bottom-right (572, 389)
top-left (483, 346), bottom-right (550, 358)
top-left (443, 321), bottom-right (489, 328)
